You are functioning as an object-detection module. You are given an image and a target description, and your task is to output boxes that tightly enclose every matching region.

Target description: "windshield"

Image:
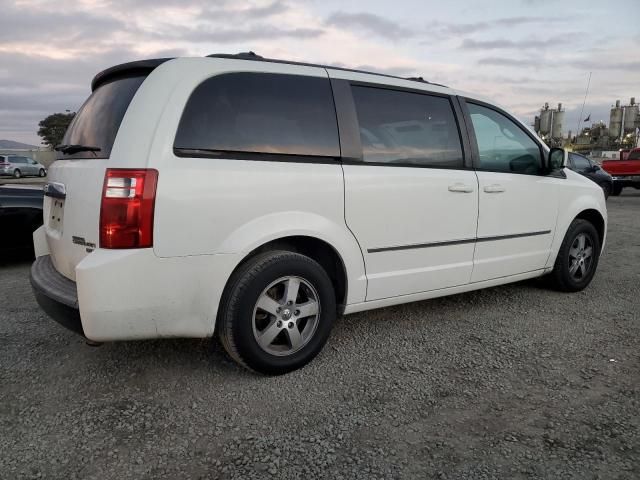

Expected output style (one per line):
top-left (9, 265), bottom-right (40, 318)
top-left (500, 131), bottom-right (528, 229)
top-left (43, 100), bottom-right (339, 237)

top-left (57, 74), bottom-right (146, 159)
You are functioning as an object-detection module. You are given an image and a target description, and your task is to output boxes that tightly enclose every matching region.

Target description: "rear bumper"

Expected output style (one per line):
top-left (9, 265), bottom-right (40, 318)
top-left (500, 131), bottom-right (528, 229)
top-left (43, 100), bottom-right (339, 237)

top-left (611, 176), bottom-right (640, 187)
top-left (29, 247), bottom-right (240, 342)
top-left (30, 255), bottom-right (84, 336)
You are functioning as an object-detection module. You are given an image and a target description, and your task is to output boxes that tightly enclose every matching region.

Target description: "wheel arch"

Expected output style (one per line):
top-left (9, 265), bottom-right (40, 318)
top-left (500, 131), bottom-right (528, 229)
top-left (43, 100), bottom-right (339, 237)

top-left (212, 211), bottom-right (368, 308)
top-left (547, 197), bottom-right (607, 269)
top-left (223, 235), bottom-right (350, 312)
top-left (575, 208), bottom-right (605, 247)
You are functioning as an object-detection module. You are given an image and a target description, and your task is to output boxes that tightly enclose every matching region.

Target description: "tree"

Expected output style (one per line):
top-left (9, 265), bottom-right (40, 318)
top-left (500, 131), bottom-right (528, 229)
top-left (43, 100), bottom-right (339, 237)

top-left (37, 112), bottom-right (75, 148)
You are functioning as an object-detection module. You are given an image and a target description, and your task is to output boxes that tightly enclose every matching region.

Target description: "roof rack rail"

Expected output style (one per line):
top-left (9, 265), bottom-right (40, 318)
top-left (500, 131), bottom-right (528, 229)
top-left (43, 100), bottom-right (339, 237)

top-left (204, 52), bottom-right (447, 88)
top-left (206, 51), bottom-right (264, 60)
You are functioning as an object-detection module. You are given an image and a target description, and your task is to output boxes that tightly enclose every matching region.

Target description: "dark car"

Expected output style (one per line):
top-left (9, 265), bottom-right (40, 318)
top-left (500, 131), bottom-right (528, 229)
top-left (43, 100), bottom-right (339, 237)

top-left (568, 152), bottom-right (613, 199)
top-left (0, 184), bottom-right (44, 256)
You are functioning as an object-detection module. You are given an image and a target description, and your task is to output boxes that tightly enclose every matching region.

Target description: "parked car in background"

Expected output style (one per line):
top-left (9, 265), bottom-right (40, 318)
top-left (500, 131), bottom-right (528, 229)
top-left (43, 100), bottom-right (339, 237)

top-left (602, 148), bottom-right (640, 196)
top-left (0, 184), bottom-right (44, 255)
top-left (567, 152), bottom-right (613, 199)
top-left (30, 53), bottom-right (607, 375)
top-left (0, 155), bottom-right (47, 178)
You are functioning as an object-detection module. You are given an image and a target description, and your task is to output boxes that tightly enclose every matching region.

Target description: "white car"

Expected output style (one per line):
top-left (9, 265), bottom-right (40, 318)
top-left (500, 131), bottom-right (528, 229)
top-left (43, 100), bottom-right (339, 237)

top-left (30, 53), bottom-right (607, 374)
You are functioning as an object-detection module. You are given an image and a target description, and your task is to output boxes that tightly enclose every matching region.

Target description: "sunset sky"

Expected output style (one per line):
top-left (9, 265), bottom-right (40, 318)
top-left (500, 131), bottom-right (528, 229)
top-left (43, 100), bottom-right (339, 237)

top-left (1, 0), bottom-right (638, 145)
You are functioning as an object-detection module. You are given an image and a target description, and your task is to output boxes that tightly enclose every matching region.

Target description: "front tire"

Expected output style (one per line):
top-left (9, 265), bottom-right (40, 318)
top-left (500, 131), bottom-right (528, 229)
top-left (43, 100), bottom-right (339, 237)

top-left (39, 168), bottom-right (46, 177)
top-left (547, 219), bottom-right (600, 292)
top-left (218, 251), bottom-right (336, 375)
top-left (611, 184), bottom-right (623, 196)
top-left (601, 182), bottom-right (610, 200)
top-left (13, 169), bottom-right (21, 179)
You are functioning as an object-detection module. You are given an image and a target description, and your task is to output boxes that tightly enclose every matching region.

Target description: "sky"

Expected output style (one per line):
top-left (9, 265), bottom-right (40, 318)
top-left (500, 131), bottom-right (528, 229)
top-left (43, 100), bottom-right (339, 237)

top-left (1, 0), bottom-right (638, 145)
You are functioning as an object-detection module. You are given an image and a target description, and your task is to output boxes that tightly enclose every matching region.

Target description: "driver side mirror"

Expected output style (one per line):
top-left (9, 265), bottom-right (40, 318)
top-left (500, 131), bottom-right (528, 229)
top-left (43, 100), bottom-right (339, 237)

top-left (548, 148), bottom-right (568, 172)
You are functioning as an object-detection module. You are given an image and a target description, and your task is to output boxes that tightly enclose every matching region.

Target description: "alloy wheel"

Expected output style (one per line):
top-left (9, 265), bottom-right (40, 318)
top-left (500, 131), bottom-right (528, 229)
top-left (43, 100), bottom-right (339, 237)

top-left (252, 276), bottom-right (321, 356)
top-left (568, 233), bottom-right (594, 281)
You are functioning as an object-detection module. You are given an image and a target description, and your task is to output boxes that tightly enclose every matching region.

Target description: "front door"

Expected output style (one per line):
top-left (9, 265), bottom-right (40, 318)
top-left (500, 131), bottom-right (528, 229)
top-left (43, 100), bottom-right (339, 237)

top-left (463, 101), bottom-right (560, 282)
top-left (335, 81), bottom-right (479, 300)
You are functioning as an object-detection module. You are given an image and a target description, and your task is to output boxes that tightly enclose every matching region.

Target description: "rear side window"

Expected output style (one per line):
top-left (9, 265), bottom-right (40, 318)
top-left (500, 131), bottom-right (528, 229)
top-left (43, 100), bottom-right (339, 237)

top-left (629, 150), bottom-right (640, 160)
top-left (58, 74), bottom-right (147, 159)
top-left (174, 73), bottom-right (340, 158)
top-left (350, 86), bottom-right (464, 168)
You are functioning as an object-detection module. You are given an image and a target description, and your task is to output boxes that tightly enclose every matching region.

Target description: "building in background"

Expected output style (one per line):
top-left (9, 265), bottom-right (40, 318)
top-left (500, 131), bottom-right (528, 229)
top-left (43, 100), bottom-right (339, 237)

top-left (535, 98), bottom-right (640, 157)
top-left (534, 103), bottom-right (565, 147)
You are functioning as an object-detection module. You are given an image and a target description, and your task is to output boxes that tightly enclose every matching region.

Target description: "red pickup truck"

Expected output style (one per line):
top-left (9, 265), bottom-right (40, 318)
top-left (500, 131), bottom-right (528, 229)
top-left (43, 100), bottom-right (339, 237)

top-left (602, 148), bottom-right (640, 196)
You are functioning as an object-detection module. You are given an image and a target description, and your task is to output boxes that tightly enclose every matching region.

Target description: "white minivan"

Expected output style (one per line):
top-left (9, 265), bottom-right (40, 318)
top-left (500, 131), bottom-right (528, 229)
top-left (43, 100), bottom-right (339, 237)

top-left (31, 53), bottom-right (607, 374)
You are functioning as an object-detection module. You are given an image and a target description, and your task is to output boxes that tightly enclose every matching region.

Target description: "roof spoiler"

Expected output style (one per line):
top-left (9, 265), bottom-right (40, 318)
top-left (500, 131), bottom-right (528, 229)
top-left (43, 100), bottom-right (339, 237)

top-left (91, 58), bottom-right (173, 91)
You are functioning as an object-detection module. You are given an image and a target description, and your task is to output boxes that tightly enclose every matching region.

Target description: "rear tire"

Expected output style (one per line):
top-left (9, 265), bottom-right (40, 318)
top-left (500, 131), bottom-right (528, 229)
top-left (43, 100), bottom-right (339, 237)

top-left (39, 169), bottom-right (46, 177)
top-left (547, 219), bottom-right (600, 292)
top-left (218, 250), bottom-right (336, 375)
top-left (13, 169), bottom-right (21, 179)
top-left (601, 182), bottom-right (610, 200)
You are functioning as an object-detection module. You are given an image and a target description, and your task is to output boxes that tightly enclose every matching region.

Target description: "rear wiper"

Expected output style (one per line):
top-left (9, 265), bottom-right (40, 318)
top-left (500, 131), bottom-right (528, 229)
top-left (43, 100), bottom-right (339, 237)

top-left (54, 144), bottom-right (101, 155)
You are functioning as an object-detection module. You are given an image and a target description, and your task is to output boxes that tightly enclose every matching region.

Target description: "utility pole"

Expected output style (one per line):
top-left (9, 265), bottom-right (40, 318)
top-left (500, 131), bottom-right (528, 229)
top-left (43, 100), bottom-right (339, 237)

top-left (576, 72), bottom-right (592, 138)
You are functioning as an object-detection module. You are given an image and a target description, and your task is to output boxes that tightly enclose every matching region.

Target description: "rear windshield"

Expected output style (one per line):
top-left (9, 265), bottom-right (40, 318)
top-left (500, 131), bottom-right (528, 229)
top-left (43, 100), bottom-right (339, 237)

top-left (57, 74), bottom-right (146, 159)
top-left (629, 150), bottom-right (640, 160)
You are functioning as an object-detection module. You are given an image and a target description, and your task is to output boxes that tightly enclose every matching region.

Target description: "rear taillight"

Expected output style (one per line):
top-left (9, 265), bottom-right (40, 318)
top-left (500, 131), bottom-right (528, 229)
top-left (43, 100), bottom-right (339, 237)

top-left (99, 168), bottom-right (158, 249)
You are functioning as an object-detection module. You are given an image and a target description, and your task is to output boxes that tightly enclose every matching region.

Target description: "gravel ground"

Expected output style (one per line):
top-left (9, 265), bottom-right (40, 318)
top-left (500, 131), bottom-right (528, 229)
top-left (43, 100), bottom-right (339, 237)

top-left (1, 192), bottom-right (639, 480)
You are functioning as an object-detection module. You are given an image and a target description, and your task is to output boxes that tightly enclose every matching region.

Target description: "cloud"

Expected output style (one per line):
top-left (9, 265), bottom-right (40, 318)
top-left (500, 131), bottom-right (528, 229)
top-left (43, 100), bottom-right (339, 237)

top-left (129, 2), bottom-right (323, 45)
top-left (0, 3), bottom-right (126, 44)
top-left (492, 16), bottom-right (564, 27)
top-left (477, 57), bottom-right (543, 68)
top-left (567, 59), bottom-right (640, 71)
top-left (164, 25), bottom-right (324, 44)
top-left (478, 55), bottom-right (640, 72)
top-left (419, 16), bottom-right (567, 42)
top-left (461, 35), bottom-right (575, 50)
top-left (521, 0), bottom-right (553, 4)
top-left (325, 12), bottom-right (413, 40)
top-left (201, 1), bottom-right (289, 21)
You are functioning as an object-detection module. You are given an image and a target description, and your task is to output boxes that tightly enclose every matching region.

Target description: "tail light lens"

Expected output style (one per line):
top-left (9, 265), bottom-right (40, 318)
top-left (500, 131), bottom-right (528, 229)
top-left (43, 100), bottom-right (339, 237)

top-left (100, 168), bottom-right (158, 249)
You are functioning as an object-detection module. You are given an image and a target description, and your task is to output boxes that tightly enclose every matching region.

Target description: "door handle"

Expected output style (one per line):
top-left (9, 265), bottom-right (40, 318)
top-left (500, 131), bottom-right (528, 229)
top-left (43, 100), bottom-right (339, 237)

top-left (483, 184), bottom-right (506, 193)
top-left (448, 183), bottom-right (474, 193)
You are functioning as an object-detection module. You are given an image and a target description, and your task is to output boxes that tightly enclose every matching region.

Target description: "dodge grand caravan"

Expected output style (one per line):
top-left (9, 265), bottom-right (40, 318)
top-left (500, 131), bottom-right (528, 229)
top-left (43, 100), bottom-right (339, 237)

top-left (30, 53), bottom-right (607, 374)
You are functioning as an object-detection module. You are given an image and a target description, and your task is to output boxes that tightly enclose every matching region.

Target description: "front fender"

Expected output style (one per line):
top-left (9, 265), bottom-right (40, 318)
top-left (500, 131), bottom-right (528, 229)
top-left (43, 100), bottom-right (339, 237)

top-left (546, 180), bottom-right (607, 269)
top-left (218, 211), bottom-right (367, 305)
